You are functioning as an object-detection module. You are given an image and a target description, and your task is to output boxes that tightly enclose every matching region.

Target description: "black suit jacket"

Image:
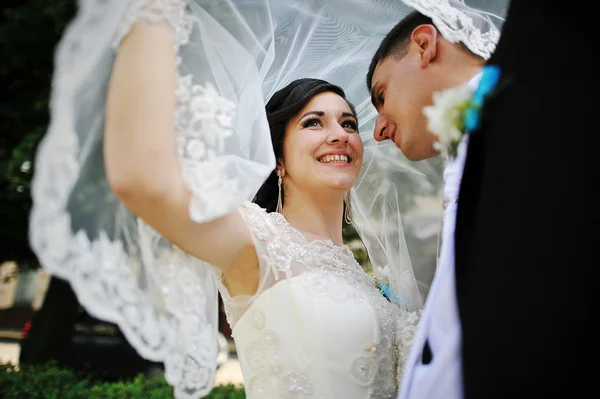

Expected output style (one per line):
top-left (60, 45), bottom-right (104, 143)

top-left (455, 1), bottom-right (599, 397)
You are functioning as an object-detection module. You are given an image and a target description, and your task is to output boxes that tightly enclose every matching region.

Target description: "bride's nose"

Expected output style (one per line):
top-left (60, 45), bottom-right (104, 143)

top-left (327, 124), bottom-right (350, 144)
top-left (374, 115), bottom-right (390, 142)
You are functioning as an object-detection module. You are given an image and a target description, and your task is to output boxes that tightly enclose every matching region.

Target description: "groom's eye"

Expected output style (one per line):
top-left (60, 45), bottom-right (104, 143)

top-left (377, 93), bottom-right (384, 106)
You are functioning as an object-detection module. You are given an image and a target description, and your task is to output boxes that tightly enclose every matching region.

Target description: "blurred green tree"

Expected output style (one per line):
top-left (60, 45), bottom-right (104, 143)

top-left (1, 0), bottom-right (76, 271)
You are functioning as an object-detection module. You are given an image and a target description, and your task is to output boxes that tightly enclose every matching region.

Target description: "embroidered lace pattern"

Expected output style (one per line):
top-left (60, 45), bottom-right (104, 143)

top-left (244, 325), bottom-right (322, 399)
top-left (223, 203), bottom-right (422, 398)
top-left (403, 0), bottom-right (500, 59)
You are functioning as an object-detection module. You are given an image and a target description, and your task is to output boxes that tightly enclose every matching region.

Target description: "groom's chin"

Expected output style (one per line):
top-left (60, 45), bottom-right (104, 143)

top-left (398, 136), bottom-right (439, 162)
top-left (402, 151), bottom-right (427, 162)
top-left (394, 141), bottom-right (421, 161)
top-left (403, 150), bottom-right (438, 162)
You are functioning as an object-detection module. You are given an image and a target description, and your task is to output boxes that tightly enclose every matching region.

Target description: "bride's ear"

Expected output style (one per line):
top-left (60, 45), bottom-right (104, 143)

top-left (276, 162), bottom-right (286, 178)
top-left (411, 24), bottom-right (439, 68)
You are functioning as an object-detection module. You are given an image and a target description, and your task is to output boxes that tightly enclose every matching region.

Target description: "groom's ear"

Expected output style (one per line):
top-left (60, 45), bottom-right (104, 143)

top-left (410, 24), bottom-right (438, 68)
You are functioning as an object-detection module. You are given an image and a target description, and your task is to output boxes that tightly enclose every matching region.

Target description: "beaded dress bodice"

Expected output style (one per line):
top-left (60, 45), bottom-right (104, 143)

top-left (216, 202), bottom-right (420, 399)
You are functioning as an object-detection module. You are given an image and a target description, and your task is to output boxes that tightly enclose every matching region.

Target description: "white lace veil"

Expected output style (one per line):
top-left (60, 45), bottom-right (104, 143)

top-left (29, 0), bottom-right (505, 397)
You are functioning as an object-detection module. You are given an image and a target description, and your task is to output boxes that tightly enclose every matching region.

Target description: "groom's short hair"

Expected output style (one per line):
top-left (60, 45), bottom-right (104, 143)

top-left (366, 11), bottom-right (434, 92)
top-left (366, 11), bottom-right (479, 92)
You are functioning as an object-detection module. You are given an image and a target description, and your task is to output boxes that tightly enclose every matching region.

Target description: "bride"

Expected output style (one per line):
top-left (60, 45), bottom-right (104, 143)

top-left (107, 17), bottom-right (414, 394)
top-left (30, 1), bottom-right (429, 398)
top-left (27, 0), bottom-right (497, 398)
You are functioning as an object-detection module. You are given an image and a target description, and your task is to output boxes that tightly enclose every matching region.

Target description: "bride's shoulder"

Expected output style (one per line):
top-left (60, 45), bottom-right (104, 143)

top-left (239, 201), bottom-right (288, 232)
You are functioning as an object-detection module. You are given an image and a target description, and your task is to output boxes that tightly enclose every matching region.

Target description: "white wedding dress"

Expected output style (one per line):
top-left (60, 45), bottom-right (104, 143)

top-left (217, 202), bottom-right (420, 398)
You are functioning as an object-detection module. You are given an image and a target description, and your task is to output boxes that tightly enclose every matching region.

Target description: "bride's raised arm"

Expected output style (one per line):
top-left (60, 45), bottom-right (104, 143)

top-left (104, 21), bottom-right (256, 273)
top-left (29, 2), bottom-right (277, 394)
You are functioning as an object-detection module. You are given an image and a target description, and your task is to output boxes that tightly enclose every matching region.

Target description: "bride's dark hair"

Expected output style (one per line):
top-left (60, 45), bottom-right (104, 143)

top-left (254, 78), bottom-right (357, 212)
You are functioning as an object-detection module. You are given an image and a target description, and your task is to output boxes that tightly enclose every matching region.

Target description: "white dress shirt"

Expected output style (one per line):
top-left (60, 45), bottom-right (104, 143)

top-left (398, 73), bottom-right (482, 399)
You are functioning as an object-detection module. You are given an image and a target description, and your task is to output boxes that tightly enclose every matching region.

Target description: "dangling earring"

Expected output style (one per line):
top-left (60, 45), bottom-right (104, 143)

top-left (344, 191), bottom-right (353, 224)
top-left (276, 169), bottom-right (283, 213)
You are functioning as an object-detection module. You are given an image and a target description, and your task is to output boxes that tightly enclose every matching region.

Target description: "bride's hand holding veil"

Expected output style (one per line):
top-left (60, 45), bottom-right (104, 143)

top-left (105, 18), bottom-right (256, 280)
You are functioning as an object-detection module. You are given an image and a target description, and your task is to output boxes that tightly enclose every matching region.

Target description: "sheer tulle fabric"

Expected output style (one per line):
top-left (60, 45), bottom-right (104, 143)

top-left (29, 0), bottom-right (504, 397)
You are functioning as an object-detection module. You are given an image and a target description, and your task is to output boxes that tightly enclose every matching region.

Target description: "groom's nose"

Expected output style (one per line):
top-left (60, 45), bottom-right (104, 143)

top-left (374, 115), bottom-right (390, 142)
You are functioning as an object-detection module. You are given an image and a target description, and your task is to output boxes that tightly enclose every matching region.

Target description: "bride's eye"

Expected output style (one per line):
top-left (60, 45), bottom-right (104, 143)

top-left (303, 118), bottom-right (321, 128)
top-left (342, 120), bottom-right (358, 131)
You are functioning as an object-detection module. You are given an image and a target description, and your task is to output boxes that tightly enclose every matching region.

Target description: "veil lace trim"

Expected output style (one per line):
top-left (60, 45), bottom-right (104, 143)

top-left (403, 0), bottom-right (501, 59)
top-left (29, 1), bottom-right (229, 397)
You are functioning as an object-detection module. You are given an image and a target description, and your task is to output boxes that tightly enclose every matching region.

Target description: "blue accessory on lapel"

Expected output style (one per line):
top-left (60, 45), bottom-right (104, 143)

top-left (464, 65), bottom-right (501, 133)
top-left (379, 283), bottom-right (407, 306)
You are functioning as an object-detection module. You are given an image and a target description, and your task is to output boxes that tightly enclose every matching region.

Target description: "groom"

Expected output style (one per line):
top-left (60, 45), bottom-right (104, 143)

top-left (366, 9), bottom-right (490, 399)
top-left (370, 2), bottom-right (598, 399)
top-left (454, 0), bottom-right (597, 397)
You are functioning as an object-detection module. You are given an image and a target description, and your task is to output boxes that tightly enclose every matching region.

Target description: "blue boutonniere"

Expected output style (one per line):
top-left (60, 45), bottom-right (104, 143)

top-left (464, 65), bottom-right (502, 133)
top-left (424, 65), bottom-right (502, 159)
top-left (378, 282), bottom-right (410, 307)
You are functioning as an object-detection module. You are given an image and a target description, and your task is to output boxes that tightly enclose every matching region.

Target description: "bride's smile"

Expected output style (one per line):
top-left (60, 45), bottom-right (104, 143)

top-left (282, 91), bottom-right (364, 193)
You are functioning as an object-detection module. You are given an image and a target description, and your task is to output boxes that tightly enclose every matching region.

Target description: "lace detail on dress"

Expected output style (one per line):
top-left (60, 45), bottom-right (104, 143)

top-left (303, 269), bottom-right (364, 304)
top-left (228, 202), bottom-right (420, 398)
top-left (403, 0), bottom-right (500, 59)
top-left (395, 309), bottom-right (422, 385)
top-left (239, 202), bottom-right (363, 282)
top-left (245, 328), bottom-right (321, 399)
top-left (114, 0), bottom-right (193, 49)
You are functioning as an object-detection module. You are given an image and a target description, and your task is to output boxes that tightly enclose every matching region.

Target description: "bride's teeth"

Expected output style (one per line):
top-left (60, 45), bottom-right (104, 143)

top-left (319, 154), bottom-right (350, 163)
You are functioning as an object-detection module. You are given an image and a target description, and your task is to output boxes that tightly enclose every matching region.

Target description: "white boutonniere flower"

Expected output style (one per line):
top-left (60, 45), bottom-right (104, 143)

top-left (423, 65), bottom-right (503, 160)
top-left (423, 84), bottom-right (473, 160)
